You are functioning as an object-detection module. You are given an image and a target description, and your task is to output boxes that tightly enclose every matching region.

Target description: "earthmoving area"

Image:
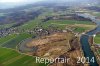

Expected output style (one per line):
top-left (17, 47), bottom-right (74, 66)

top-left (18, 32), bottom-right (86, 66)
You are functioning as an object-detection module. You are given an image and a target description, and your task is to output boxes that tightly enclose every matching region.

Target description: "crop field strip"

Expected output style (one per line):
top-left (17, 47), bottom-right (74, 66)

top-left (0, 47), bottom-right (47, 66)
top-left (0, 34), bottom-right (17, 46)
top-left (0, 33), bottom-right (33, 49)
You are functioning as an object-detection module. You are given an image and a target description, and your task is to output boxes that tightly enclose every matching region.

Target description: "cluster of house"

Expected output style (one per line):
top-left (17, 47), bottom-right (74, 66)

top-left (0, 28), bottom-right (19, 38)
top-left (0, 25), bottom-right (62, 38)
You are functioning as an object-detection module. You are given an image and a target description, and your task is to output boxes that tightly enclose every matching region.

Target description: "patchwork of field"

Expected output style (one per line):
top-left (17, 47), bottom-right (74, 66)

top-left (0, 18), bottom-right (96, 66)
top-left (0, 33), bottom-right (33, 49)
top-left (17, 19), bottom-right (41, 30)
top-left (0, 34), bottom-right (17, 46)
top-left (0, 7), bottom-right (97, 66)
top-left (0, 16), bottom-right (96, 51)
top-left (40, 20), bottom-right (96, 33)
top-left (0, 32), bottom-right (46, 66)
top-left (0, 47), bottom-right (47, 66)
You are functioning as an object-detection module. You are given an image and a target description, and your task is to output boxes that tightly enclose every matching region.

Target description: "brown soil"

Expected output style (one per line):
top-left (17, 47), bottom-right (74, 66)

top-left (26, 32), bottom-right (87, 66)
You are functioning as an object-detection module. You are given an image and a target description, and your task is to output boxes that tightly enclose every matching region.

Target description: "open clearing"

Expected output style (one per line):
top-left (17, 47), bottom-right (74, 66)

top-left (25, 32), bottom-right (75, 59)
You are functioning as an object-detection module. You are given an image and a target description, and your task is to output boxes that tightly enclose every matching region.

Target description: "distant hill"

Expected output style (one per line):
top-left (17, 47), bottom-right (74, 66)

top-left (0, 0), bottom-right (100, 25)
top-left (40, 0), bottom-right (100, 6)
top-left (0, 0), bottom-right (99, 9)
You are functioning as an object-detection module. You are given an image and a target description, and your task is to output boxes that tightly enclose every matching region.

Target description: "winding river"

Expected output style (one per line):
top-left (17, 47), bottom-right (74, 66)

top-left (80, 14), bottom-right (100, 66)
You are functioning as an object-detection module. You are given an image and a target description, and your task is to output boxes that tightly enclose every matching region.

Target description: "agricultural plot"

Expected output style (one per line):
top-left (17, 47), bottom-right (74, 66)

top-left (94, 34), bottom-right (100, 44)
top-left (47, 20), bottom-right (93, 25)
top-left (41, 20), bottom-right (96, 33)
top-left (1, 33), bottom-right (33, 49)
top-left (0, 34), bottom-right (17, 46)
top-left (0, 47), bottom-right (47, 66)
top-left (17, 19), bottom-right (41, 31)
top-left (92, 12), bottom-right (100, 17)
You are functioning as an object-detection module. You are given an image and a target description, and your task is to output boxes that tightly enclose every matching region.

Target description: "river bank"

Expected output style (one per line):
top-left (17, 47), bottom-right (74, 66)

top-left (88, 33), bottom-right (100, 65)
top-left (80, 13), bottom-right (100, 66)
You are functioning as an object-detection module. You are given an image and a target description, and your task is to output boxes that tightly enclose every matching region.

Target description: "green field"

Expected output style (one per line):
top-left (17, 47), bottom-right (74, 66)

top-left (97, 49), bottom-right (100, 55)
top-left (94, 34), bottom-right (100, 44)
top-left (0, 23), bottom-right (15, 30)
top-left (40, 19), bottom-right (95, 32)
top-left (0, 47), bottom-right (47, 66)
top-left (1, 33), bottom-right (33, 49)
top-left (47, 20), bottom-right (93, 25)
top-left (18, 19), bottom-right (41, 30)
top-left (73, 27), bottom-right (87, 33)
top-left (92, 12), bottom-right (100, 17)
top-left (0, 34), bottom-right (17, 46)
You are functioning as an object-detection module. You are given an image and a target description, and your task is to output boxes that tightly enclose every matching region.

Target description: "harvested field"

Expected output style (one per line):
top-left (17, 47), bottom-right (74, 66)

top-left (25, 32), bottom-right (74, 58)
